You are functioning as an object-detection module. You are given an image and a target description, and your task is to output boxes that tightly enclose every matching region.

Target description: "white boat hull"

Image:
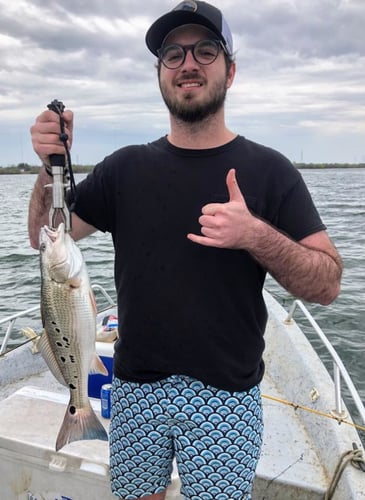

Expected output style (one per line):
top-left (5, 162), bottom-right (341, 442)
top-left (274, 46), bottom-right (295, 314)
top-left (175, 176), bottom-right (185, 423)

top-left (0, 291), bottom-right (363, 499)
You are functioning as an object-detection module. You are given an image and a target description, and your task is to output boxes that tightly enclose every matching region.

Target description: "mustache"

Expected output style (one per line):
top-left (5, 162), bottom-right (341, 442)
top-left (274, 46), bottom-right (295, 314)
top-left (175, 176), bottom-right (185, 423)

top-left (175, 73), bottom-right (206, 85)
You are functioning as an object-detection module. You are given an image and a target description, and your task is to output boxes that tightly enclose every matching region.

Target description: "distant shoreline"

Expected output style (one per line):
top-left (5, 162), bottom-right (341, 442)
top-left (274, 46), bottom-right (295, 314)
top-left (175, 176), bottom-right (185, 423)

top-left (0, 163), bottom-right (364, 174)
top-left (294, 163), bottom-right (365, 169)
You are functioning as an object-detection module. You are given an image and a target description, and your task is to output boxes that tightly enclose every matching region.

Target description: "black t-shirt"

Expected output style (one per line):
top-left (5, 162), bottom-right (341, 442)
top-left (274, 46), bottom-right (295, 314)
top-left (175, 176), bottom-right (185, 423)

top-left (74, 136), bottom-right (325, 391)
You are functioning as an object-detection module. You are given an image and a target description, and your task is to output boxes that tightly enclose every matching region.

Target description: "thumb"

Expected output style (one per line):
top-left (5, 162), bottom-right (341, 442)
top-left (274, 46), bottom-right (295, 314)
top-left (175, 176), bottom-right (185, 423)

top-left (226, 169), bottom-right (244, 202)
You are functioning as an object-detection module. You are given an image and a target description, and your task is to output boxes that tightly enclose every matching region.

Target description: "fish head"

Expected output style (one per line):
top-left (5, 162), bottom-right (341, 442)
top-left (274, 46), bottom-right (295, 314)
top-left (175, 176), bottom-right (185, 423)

top-left (39, 223), bottom-right (83, 283)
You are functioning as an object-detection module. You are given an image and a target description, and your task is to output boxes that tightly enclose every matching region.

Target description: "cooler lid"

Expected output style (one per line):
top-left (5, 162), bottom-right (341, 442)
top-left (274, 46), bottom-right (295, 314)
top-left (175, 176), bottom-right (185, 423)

top-left (0, 387), bottom-right (110, 476)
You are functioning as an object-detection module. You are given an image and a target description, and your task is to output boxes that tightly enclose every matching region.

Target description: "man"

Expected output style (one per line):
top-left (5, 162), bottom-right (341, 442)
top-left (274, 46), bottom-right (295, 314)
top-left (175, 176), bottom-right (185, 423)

top-left (29, 2), bottom-right (342, 499)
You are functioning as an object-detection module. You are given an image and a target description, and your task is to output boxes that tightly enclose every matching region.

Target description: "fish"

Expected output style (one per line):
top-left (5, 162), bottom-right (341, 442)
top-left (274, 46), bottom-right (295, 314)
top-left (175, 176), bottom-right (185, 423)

top-left (39, 222), bottom-right (108, 451)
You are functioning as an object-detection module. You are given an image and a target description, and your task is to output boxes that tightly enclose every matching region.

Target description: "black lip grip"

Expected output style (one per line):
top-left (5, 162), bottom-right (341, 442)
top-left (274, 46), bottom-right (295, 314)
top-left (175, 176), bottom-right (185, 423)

top-left (49, 153), bottom-right (65, 168)
top-left (47, 99), bottom-right (67, 168)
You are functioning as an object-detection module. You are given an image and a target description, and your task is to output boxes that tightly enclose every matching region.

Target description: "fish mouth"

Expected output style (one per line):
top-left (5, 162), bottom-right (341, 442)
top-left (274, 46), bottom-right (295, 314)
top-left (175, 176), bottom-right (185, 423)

top-left (39, 223), bottom-right (69, 274)
top-left (41, 227), bottom-right (56, 243)
top-left (40, 223), bottom-right (65, 245)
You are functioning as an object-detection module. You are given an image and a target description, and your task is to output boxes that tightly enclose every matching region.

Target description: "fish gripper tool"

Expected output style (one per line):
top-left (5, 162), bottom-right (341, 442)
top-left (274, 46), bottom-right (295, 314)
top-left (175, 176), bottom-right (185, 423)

top-left (47, 99), bottom-right (74, 232)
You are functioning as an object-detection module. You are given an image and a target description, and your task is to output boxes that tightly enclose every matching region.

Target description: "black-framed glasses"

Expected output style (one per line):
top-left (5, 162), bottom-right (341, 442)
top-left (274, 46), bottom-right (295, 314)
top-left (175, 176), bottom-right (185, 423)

top-left (158, 39), bottom-right (226, 70)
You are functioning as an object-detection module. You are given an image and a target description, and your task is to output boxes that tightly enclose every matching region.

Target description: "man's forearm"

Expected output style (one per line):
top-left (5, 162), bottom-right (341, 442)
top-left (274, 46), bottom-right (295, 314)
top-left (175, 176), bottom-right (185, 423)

top-left (28, 167), bottom-right (53, 249)
top-left (248, 220), bottom-right (342, 305)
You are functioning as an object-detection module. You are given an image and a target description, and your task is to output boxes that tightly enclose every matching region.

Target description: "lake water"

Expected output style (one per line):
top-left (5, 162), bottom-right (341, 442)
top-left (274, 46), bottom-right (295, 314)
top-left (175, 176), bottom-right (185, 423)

top-left (0, 169), bottom-right (364, 424)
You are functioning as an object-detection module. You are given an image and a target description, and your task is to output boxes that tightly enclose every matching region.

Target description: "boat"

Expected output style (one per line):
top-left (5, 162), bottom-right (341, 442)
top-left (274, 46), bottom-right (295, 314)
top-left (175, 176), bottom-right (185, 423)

top-left (0, 285), bottom-right (364, 499)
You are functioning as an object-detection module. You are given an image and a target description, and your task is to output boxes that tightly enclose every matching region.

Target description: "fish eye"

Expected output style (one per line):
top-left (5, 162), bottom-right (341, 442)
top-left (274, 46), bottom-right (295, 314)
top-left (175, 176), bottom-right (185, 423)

top-left (40, 242), bottom-right (46, 252)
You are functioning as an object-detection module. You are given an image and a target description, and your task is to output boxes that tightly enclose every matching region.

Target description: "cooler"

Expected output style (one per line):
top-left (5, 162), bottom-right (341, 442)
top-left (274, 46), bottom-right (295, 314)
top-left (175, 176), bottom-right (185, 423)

top-left (0, 387), bottom-right (182, 500)
top-left (0, 387), bottom-right (113, 500)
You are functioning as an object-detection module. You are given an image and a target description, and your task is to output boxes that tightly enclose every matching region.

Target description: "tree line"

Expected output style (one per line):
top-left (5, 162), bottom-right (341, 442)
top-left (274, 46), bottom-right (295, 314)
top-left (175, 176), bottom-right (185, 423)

top-left (0, 162), bottom-right (364, 175)
top-left (0, 163), bottom-right (94, 174)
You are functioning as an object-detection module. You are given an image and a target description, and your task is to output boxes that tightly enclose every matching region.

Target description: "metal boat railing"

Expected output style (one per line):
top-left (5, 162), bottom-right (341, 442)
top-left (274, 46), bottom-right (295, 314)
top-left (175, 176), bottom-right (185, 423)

top-left (0, 305), bottom-right (40, 356)
top-left (0, 284), bottom-right (116, 356)
top-left (285, 299), bottom-right (365, 426)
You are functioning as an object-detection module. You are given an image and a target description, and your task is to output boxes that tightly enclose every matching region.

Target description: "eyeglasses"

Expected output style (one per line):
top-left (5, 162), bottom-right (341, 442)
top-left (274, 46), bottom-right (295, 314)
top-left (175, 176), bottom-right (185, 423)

top-left (158, 39), bottom-right (226, 70)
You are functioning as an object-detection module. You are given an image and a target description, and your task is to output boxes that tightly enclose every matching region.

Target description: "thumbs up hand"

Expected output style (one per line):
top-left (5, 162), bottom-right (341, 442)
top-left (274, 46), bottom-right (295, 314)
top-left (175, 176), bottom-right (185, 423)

top-left (187, 169), bottom-right (258, 250)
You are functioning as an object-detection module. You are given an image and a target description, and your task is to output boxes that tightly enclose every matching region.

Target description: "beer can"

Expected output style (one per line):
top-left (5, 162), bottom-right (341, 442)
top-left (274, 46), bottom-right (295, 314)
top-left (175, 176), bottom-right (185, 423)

top-left (101, 383), bottom-right (112, 419)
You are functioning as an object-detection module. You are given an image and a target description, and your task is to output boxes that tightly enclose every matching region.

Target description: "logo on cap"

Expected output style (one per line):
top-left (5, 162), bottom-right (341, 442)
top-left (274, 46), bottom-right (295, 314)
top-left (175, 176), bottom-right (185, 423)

top-left (174, 1), bottom-right (198, 12)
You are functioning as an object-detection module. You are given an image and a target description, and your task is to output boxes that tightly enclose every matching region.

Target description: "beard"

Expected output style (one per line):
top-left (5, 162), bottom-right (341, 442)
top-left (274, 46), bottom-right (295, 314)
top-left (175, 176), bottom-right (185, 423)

top-left (159, 73), bottom-right (228, 123)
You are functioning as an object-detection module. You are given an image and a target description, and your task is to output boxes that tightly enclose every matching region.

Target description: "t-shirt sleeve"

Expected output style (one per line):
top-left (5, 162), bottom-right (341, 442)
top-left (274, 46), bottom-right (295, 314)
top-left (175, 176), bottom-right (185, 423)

top-left (275, 173), bottom-right (326, 241)
top-left (72, 159), bottom-right (115, 233)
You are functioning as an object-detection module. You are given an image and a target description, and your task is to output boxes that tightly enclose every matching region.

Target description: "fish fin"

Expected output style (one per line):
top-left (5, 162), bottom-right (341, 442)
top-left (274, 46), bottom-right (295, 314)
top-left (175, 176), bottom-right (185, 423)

top-left (38, 331), bottom-right (68, 387)
top-left (21, 327), bottom-right (38, 340)
top-left (40, 303), bottom-right (46, 328)
top-left (89, 354), bottom-right (109, 376)
top-left (56, 402), bottom-right (108, 451)
top-left (21, 327), bottom-right (41, 354)
top-left (89, 289), bottom-right (97, 315)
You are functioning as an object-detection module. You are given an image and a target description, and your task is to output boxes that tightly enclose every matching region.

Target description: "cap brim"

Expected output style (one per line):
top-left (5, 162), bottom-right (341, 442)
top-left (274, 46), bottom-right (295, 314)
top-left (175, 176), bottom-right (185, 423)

top-left (146, 11), bottom-right (223, 56)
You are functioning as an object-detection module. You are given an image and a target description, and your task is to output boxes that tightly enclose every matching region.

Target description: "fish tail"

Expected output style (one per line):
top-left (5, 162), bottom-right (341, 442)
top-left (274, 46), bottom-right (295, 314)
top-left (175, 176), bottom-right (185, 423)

top-left (56, 402), bottom-right (108, 451)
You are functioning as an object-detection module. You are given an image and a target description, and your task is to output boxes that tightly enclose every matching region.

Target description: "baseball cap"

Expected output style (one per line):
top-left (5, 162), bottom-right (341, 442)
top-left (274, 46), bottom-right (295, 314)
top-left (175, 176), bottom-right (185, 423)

top-left (145, 1), bottom-right (233, 57)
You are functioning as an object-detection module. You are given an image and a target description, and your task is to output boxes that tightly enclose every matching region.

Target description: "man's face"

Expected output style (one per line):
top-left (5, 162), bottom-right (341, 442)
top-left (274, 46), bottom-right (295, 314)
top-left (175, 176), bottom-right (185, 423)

top-left (158, 24), bottom-right (235, 123)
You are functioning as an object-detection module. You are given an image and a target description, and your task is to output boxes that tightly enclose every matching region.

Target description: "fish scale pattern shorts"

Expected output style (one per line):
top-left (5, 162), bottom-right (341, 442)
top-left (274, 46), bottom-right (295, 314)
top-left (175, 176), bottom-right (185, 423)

top-left (110, 375), bottom-right (263, 500)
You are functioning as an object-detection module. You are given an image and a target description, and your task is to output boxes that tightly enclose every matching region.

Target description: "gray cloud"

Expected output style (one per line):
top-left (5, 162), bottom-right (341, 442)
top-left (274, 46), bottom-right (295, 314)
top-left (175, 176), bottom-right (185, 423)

top-left (0, 0), bottom-right (364, 165)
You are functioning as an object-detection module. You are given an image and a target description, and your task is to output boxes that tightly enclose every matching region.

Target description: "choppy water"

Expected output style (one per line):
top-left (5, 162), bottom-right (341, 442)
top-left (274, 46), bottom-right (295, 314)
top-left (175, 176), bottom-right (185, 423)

top-left (0, 170), bottom-right (364, 423)
top-left (266, 168), bottom-right (365, 426)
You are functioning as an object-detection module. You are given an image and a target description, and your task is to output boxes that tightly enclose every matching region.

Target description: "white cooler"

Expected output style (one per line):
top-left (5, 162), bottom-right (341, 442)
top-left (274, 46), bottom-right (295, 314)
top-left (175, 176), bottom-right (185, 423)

top-left (0, 387), bottom-right (182, 500)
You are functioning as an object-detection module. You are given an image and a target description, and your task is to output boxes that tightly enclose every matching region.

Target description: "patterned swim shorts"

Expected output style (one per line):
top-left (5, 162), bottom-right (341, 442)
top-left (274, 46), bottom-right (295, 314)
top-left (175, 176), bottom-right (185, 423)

top-left (110, 375), bottom-right (263, 500)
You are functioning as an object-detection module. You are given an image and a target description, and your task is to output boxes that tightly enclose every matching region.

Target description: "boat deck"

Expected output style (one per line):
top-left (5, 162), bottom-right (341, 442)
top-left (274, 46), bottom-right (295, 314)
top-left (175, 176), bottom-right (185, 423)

top-left (255, 373), bottom-right (327, 499)
top-left (0, 355), bottom-right (330, 500)
top-left (0, 291), bottom-right (364, 499)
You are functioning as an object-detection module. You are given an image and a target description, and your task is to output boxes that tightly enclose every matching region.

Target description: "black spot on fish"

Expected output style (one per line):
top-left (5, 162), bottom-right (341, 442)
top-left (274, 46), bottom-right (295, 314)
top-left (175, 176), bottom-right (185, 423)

top-left (69, 384), bottom-right (76, 390)
top-left (69, 406), bottom-right (76, 415)
top-left (60, 356), bottom-right (66, 363)
top-left (69, 355), bottom-right (75, 363)
top-left (56, 342), bottom-right (63, 347)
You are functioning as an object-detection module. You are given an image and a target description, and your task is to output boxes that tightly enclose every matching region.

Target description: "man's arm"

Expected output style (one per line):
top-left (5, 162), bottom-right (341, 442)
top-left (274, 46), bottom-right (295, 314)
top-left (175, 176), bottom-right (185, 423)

top-left (28, 166), bottom-right (97, 249)
top-left (28, 110), bottom-right (97, 249)
top-left (187, 169), bottom-right (342, 305)
top-left (243, 224), bottom-right (341, 305)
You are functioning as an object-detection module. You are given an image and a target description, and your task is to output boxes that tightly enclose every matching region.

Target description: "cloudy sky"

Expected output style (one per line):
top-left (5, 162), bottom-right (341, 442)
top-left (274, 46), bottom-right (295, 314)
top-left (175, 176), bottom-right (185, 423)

top-left (0, 0), bottom-right (364, 166)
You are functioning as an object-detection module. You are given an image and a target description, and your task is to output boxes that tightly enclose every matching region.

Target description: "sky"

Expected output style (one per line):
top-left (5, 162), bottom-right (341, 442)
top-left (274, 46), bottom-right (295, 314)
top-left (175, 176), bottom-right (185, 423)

top-left (0, 0), bottom-right (364, 166)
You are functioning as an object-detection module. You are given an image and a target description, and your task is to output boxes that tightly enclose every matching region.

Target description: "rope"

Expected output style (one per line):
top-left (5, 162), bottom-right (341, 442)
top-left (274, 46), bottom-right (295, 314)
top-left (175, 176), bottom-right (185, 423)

top-left (324, 447), bottom-right (365, 499)
top-left (262, 393), bottom-right (365, 433)
top-left (263, 393), bottom-right (365, 497)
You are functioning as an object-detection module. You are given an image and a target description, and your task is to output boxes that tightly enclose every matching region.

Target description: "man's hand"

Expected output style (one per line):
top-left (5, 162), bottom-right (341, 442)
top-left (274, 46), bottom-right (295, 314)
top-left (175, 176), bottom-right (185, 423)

top-left (187, 168), bottom-right (257, 249)
top-left (187, 168), bottom-right (342, 304)
top-left (30, 109), bottom-right (74, 165)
